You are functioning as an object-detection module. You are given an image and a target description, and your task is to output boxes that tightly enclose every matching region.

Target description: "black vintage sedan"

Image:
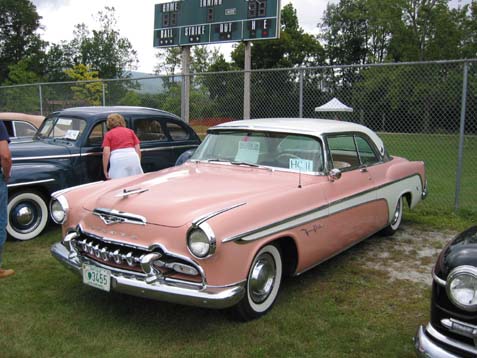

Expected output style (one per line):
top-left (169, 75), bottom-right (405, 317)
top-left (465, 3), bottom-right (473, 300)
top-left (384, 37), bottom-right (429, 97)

top-left (7, 106), bottom-right (201, 241)
top-left (415, 226), bottom-right (477, 358)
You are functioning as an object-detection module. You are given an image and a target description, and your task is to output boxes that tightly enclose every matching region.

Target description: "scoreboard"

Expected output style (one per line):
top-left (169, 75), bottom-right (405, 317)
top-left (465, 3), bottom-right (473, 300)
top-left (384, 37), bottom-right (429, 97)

top-left (153, 0), bottom-right (280, 47)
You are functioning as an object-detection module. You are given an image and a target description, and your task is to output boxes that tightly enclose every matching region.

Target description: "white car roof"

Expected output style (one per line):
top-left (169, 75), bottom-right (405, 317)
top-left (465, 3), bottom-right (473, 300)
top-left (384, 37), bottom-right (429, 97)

top-left (213, 118), bottom-right (386, 155)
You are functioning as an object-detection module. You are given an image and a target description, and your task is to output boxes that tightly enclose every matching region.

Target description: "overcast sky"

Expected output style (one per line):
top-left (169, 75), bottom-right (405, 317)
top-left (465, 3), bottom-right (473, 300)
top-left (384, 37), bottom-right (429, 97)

top-left (31, 0), bottom-right (328, 73)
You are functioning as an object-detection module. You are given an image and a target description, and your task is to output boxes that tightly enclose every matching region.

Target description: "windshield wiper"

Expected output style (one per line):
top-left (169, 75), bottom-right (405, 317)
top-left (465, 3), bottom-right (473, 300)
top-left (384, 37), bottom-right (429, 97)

top-left (207, 158), bottom-right (231, 163)
top-left (231, 161), bottom-right (259, 167)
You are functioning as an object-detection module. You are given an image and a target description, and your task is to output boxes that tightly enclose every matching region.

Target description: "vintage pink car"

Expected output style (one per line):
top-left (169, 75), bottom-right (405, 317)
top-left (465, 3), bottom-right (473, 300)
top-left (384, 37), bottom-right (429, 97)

top-left (50, 118), bottom-right (427, 320)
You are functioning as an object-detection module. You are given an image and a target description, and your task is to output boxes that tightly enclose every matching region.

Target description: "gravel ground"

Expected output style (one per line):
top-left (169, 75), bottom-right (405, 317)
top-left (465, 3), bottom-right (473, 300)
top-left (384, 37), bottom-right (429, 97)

top-left (358, 223), bottom-right (457, 286)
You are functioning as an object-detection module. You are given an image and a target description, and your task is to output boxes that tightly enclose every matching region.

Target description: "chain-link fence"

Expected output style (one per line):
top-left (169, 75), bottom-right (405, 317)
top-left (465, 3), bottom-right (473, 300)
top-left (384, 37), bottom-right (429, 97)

top-left (0, 60), bottom-right (476, 214)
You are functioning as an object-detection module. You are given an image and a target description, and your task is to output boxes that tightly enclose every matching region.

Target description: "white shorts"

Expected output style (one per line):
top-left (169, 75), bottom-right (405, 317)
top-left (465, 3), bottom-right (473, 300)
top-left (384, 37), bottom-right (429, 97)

top-left (109, 147), bottom-right (143, 179)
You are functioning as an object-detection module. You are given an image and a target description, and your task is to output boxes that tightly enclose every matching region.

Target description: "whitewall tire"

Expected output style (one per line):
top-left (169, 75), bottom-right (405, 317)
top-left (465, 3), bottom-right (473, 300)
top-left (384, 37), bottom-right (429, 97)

top-left (382, 196), bottom-right (403, 236)
top-left (7, 191), bottom-right (49, 241)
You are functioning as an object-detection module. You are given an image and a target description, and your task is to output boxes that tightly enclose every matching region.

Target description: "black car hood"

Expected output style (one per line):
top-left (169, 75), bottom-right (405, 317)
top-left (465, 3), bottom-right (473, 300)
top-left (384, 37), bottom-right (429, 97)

top-left (10, 138), bottom-right (72, 159)
top-left (435, 226), bottom-right (477, 278)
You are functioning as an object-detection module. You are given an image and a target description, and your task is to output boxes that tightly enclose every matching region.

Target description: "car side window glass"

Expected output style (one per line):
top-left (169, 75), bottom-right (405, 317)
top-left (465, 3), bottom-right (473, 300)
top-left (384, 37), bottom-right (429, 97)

top-left (327, 135), bottom-right (360, 170)
top-left (355, 135), bottom-right (379, 165)
top-left (166, 121), bottom-right (190, 141)
top-left (135, 118), bottom-right (167, 142)
top-left (87, 121), bottom-right (107, 146)
top-left (13, 121), bottom-right (37, 137)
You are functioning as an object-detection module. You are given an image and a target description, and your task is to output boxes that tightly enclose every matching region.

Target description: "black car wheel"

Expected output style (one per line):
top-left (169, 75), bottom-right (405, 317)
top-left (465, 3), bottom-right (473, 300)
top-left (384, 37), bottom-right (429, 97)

top-left (234, 244), bottom-right (283, 321)
top-left (7, 190), bottom-right (48, 241)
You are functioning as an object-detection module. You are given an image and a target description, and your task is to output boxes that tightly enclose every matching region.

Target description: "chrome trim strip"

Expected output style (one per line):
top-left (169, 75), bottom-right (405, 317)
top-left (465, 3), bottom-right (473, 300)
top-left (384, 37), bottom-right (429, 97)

top-left (13, 153), bottom-right (83, 161)
top-left (51, 242), bottom-right (245, 309)
top-left (433, 270), bottom-right (447, 287)
top-left (115, 188), bottom-right (149, 198)
top-left (141, 144), bottom-right (198, 153)
top-left (223, 174), bottom-right (421, 244)
top-left (192, 202), bottom-right (246, 227)
top-left (7, 178), bottom-right (55, 188)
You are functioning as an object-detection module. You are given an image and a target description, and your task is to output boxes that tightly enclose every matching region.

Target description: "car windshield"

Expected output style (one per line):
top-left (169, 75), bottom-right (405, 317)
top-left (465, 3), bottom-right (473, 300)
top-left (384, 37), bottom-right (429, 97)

top-left (191, 130), bottom-right (324, 174)
top-left (35, 117), bottom-right (87, 142)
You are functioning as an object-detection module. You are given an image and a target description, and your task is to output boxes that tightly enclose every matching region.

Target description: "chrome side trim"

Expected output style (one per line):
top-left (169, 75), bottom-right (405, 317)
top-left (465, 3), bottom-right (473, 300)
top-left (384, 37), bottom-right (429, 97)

top-left (51, 242), bottom-right (245, 309)
top-left (7, 178), bottom-right (55, 188)
top-left (13, 153), bottom-right (83, 161)
top-left (141, 144), bottom-right (199, 153)
top-left (93, 208), bottom-right (147, 226)
top-left (192, 202), bottom-right (246, 227)
top-left (223, 174), bottom-right (421, 244)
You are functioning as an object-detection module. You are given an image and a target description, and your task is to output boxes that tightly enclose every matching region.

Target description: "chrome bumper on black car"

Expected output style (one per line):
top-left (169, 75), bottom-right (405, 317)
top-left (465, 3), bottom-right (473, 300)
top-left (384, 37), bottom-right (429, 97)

top-left (51, 241), bottom-right (245, 309)
top-left (415, 323), bottom-right (477, 358)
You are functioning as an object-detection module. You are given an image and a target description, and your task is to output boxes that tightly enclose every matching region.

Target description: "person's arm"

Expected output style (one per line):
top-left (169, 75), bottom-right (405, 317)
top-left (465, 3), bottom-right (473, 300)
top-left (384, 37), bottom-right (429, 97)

top-left (102, 146), bottom-right (111, 180)
top-left (134, 144), bottom-right (141, 160)
top-left (0, 140), bottom-right (12, 182)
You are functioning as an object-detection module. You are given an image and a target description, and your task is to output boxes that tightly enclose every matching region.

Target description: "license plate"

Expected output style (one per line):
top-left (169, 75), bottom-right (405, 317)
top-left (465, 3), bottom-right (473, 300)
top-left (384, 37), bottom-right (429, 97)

top-left (82, 264), bottom-right (111, 292)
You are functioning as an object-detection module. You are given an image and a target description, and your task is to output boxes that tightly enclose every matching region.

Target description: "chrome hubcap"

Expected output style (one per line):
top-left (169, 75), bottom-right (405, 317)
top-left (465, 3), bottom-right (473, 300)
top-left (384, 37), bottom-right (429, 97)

top-left (249, 253), bottom-right (276, 304)
top-left (11, 202), bottom-right (39, 233)
top-left (391, 199), bottom-right (402, 225)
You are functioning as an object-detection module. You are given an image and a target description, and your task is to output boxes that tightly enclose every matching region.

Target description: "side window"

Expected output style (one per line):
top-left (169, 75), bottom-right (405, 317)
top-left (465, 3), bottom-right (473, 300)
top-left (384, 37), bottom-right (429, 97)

top-left (2, 121), bottom-right (14, 137)
top-left (13, 121), bottom-right (37, 137)
top-left (135, 118), bottom-right (167, 142)
top-left (327, 135), bottom-right (360, 169)
top-left (87, 121), bottom-right (107, 146)
top-left (355, 136), bottom-right (379, 165)
top-left (166, 121), bottom-right (190, 141)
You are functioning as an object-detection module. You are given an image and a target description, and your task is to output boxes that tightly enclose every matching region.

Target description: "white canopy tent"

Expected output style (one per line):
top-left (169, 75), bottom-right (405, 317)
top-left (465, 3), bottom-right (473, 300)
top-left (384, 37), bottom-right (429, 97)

top-left (315, 97), bottom-right (353, 113)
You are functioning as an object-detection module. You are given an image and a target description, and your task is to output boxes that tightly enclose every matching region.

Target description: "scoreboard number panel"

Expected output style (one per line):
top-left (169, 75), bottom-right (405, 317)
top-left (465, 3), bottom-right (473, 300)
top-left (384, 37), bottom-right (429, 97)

top-left (154, 0), bottom-right (280, 47)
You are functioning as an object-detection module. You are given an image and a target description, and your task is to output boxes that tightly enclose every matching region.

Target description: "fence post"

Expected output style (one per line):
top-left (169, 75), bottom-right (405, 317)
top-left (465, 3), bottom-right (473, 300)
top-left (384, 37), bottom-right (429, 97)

top-left (299, 68), bottom-right (304, 118)
top-left (454, 61), bottom-right (469, 211)
top-left (243, 42), bottom-right (251, 120)
top-left (102, 82), bottom-right (106, 106)
top-left (38, 84), bottom-right (43, 116)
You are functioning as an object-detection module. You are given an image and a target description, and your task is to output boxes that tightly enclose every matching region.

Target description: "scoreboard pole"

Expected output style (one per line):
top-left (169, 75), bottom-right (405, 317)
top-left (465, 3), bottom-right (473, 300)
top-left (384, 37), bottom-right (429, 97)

top-left (181, 46), bottom-right (191, 123)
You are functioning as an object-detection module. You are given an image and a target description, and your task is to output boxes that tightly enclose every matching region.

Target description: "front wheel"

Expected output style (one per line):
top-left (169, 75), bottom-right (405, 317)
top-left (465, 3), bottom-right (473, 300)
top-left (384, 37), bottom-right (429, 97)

top-left (7, 190), bottom-right (49, 241)
top-left (234, 244), bottom-right (283, 321)
top-left (381, 196), bottom-right (403, 236)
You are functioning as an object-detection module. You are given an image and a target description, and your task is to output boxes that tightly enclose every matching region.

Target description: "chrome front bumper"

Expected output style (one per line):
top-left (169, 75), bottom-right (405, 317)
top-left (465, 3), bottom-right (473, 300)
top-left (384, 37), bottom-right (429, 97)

top-left (415, 323), bottom-right (477, 358)
top-left (51, 242), bottom-right (245, 309)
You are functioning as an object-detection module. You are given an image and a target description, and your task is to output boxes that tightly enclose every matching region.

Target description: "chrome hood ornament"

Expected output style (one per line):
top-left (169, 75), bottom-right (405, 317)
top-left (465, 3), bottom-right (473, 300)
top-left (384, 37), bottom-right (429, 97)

top-left (93, 208), bottom-right (147, 226)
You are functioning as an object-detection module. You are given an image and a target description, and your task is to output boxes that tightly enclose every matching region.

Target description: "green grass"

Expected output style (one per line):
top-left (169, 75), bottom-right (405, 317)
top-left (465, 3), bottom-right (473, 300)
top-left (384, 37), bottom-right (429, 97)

top-left (0, 226), bottom-right (429, 358)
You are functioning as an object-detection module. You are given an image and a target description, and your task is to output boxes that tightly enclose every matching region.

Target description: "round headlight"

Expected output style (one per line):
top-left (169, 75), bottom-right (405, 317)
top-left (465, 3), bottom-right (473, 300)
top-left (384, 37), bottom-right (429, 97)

top-left (446, 266), bottom-right (477, 312)
top-left (187, 224), bottom-right (216, 259)
top-left (50, 196), bottom-right (68, 224)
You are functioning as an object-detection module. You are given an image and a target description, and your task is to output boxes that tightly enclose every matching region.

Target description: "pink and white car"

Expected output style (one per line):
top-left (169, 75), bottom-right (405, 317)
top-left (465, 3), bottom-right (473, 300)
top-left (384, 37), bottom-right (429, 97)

top-left (50, 118), bottom-right (427, 320)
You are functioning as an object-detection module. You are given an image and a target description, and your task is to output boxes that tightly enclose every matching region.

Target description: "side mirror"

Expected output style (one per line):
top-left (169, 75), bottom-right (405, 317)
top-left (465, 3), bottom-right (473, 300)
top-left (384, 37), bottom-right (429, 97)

top-left (328, 168), bottom-right (342, 182)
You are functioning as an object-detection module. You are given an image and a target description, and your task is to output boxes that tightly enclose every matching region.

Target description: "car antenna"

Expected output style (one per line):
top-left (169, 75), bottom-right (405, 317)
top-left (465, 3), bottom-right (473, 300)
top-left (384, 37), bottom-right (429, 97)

top-left (298, 168), bottom-right (302, 189)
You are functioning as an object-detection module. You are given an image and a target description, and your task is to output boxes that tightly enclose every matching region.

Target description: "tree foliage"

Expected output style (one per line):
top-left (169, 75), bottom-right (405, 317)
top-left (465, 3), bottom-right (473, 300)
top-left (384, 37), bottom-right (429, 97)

top-left (0, 0), bottom-right (46, 84)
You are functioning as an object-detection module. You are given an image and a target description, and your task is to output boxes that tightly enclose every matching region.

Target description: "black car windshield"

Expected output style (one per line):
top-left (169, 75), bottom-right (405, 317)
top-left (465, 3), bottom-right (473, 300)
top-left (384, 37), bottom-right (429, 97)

top-left (191, 130), bottom-right (324, 174)
top-left (35, 117), bottom-right (87, 142)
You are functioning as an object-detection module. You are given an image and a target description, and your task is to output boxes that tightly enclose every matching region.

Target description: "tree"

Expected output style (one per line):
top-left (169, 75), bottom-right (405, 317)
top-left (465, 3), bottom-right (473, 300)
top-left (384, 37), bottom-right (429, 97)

top-left (64, 64), bottom-right (103, 106)
top-left (0, 0), bottom-right (46, 83)
top-left (53, 7), bottom-right (138, 80)
top-left (231, 4), bottom-right (324, 69)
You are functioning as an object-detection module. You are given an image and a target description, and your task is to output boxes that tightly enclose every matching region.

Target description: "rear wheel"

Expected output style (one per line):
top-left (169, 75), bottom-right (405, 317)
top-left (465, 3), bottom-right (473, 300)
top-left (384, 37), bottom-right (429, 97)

top-left (234, 244), bottom-right (282, 321)
top-left (7, 190), bottom-right (48, 241)
top-left (381, 196), bottom-right (403, 236)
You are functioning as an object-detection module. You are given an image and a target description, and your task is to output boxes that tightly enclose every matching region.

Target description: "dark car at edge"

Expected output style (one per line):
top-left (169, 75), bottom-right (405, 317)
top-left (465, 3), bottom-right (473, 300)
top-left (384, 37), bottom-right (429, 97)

top-left (7, 106), bottom-right (200, 241)
top-left (416, 226), bottom-right (477, 357)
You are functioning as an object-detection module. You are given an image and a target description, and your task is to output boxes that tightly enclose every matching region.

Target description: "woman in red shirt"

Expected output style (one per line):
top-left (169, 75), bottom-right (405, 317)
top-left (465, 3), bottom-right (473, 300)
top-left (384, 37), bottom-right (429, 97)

top-left (102, 113), bottom-right (143, 179)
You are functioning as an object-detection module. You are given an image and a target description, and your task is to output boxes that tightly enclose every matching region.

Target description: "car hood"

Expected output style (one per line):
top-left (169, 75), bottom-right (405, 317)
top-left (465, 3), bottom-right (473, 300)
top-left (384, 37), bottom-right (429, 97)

top-left (81, 162), bottom-right (304, 227)
top-left (435, 226), bottom-right (477, 278)
top-left (10, 138), bottom-right (72, 158)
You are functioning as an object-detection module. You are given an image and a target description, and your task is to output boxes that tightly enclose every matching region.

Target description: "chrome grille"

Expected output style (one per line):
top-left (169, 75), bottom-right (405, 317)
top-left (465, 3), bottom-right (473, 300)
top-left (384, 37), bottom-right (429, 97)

top-left (70, 231), bottom-right (202, 281)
